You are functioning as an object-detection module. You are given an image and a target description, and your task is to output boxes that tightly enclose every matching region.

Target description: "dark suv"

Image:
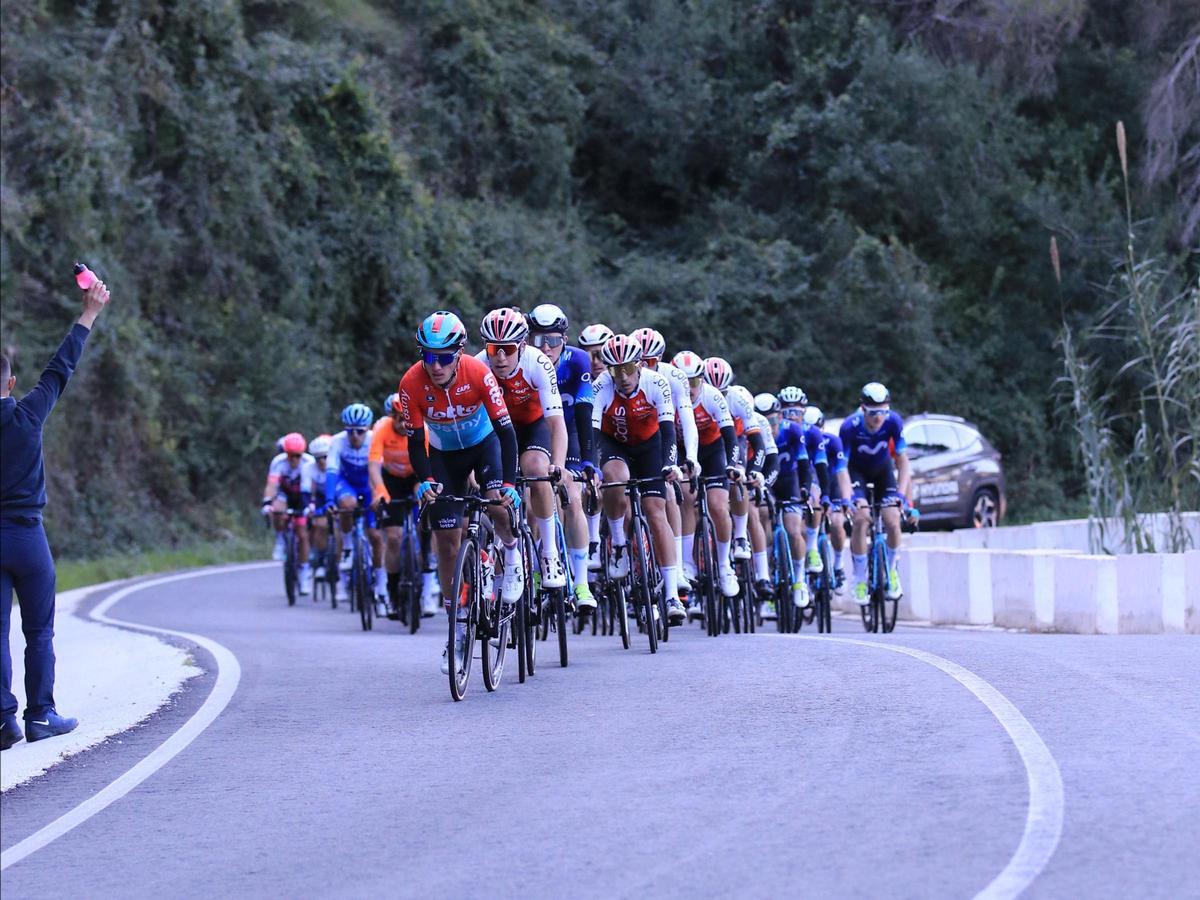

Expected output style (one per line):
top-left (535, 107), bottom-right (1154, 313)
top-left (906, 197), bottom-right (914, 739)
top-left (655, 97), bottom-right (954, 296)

top-left (903, 413), bottom-right (1006, 529)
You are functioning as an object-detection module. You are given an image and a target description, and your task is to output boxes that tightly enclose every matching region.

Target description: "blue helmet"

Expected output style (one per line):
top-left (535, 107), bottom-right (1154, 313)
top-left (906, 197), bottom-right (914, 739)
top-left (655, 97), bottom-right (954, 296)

top-left (415, 311), bottom-right (467, 351)
top-left (341, 403), bottom-right (373, 428)
top-left (383, 392), bottom-right (399, 415)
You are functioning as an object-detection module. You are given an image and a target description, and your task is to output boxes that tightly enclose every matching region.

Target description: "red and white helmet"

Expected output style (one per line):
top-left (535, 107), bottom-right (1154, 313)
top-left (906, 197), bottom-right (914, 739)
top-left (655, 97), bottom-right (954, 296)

top-left (579, 323), bottom-right (614, 349)
top-left (281, 432), bottom-right (307, 454)
top-left (671, 350), bottom-right (704, 379)
top-left (631, 327), bottom-right (666, 361)
top-left (703, 356), bottom-right (734, 391)
top-left (600, 334), bottom-right (643, 367)
top-left (480, 307), bottom-right (529, 343)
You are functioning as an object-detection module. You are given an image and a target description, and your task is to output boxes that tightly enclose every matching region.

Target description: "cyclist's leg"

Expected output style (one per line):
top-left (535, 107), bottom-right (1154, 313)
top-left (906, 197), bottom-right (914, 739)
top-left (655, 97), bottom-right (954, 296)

top-left (599, 437), bottom-right (631, 576)
top-left (679, 477), bottom-right (698, 578)
top-left (730, 436), bottom-right (751, 558)
top-left (518, 420), bottom-right (562, 587)
top-left (848, 471), bottom-right (872, 604)
top-left (428, 447), bottom-right (471, 603)
top-left (749, 495), bottom-right (770, 589)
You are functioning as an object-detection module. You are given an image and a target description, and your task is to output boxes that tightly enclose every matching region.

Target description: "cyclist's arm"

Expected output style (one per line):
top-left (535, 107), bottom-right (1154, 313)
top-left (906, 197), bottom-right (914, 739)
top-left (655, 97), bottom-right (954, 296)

top-left (496, 418), bottom-right (518, 485)
top-left (761, 451), bottom-right (779, 486)
top-left (573, 399), bottom-right (594, 466)
top-left (838, 467), bottom-right (854, 502)
top-left (548, 414), bottom-right (567, 469)
top-left (896, 451), bottom-right (912, 502)
top-left (746, 429), bottom-right (767, 474)
top-left (407, 426), bottom-right (432, 482)
top-left (369, 459), bottom-right (389, 504)
top-left (721, 425), bottom-right (739, 468)
top-left (659, 419), bottom-right (678, 469)
top-left (673, 373), bottom-right (699, 463)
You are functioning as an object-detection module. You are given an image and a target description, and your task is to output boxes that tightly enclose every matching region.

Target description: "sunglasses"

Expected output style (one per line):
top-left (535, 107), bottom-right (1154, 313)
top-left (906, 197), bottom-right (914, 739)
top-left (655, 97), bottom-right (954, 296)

top-left (287, 452), bottom-right (302, 460)
top-left (864, 407), bottom-right (888, 417)
top-left (642, 356), bottom-right (659, 367)
top-left (486, 342), bottom-right (521, 357)
top-left (422, 349), bottom-right (461, 366)
top-left (531, 334), bottom-right (564, 349)
top-left (348, 427), bottom-right (368, 436)
top-left (608, 362), bottom-right (641, 378)
top-left (687, 375), bottom-right (703, 387)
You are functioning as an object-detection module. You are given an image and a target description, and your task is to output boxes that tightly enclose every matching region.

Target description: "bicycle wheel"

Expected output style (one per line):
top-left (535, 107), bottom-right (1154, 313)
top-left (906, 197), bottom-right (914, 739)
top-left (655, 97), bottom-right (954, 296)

top-left (406, 527), bottom-right (421, 635)
top-left (520, 529), bottom-right (538, 679)
top-left (861, 540), bottom-right (879, 632)
top-left (357, 536), bottom-right (373, 632)
top-left (772, 526), bottom-right (791, 634)
top-left (630, 518), bottom-right (657, 654)
top-left (614, 580), bottom-right (631, 649)
top-left (481, 570), bottom-right (509, 693)
top-left (284, 530), bottom-right (297, 607)
top-left (551, 587), bottom-right (569, 667)
top-left (449, 539), bottom-right (479, 701)
top-left (699, 520), bottom-right (718, 638)
top-left (818, 537), bottom-right (834, 633)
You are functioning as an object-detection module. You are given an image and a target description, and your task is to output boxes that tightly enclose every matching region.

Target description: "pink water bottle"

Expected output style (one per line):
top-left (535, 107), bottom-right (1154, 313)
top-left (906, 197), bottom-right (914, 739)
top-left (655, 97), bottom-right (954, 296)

top-left (74, 262), bottom-right (97, 290)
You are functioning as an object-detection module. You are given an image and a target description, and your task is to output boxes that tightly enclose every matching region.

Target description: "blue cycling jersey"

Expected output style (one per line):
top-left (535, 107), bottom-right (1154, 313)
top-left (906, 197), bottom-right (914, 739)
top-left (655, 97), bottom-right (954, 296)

top-left (839, 410), bottom-right (906, 473)
top-left (556, 345), bottom-right (594, 410)
top-left (803, 424), bottom-right (829, 468)
top-left (774, 419), bottom-right (809, 474)
top-left (822, 431), bottom-right (848, 473)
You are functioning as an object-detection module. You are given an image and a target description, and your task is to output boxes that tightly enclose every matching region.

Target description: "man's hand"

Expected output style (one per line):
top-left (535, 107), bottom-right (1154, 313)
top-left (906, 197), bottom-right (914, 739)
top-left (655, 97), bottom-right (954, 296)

top-left (79, 280), bottom-right (110, 330)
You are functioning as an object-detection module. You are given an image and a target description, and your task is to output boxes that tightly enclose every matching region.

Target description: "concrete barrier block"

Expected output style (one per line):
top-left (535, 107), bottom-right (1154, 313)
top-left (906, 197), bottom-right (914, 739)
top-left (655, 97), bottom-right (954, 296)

top-left (1054, 555), bottom-right (1118, 633)
top-left (1179, 551), bottom-right (1199, 634)
top-left (896, 550), bottom-right (930, 620)
top-left (925, 550), bottom-right (992, 625)
top-left (1115, 553), bottom-right (1167, 634)
top-left (989, 551), bottom-right (1056, 631)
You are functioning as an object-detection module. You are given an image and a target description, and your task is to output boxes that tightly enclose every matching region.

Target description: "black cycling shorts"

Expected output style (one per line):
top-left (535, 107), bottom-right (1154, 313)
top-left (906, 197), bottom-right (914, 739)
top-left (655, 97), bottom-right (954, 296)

top-left (773, 470), bottom-right (803, 511)
top-left (429, 432), bottom-right (504, 530)
top-left (515, 416), bottom-right (552, 459)
top-left (697, 438), bottom-right (728, 489)
top-left (597, 432), bottom-right (664, 499)
top-left (379, 471), bottom-right (419, 527)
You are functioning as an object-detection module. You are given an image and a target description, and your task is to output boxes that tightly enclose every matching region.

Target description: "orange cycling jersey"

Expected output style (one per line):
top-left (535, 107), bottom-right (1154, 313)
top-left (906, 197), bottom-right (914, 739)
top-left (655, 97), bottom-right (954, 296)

top-left (398, 354), bottom-right (511, 451)
top-left (368, 419), bottom-right (413, 477)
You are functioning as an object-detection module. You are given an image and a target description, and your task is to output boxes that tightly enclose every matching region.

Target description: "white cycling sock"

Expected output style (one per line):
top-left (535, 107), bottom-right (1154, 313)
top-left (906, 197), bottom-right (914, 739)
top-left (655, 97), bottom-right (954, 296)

top-left (536, 516), bottom-right (558, 559)
top-left (753, 551), bottom-right (769, 582)
top-left (374, 566), bottom-right (387, 594)
top-left (834, 548), bottom-right (844, 570)
top-left (504, 540), bottom-right (520, 565)
top-left (888, 546), bottom-right (900, 570)
top-left (805, 527), bottom-right (817, 548)
top-left (792, 559), bottom-right (803, 583)
top-left (716, 539), bottom-right (731, 571)
top-left (674, 535), bottom-right (684, 569)
top-left (587, 512), bottom-right (601, 543)
top-left (607, 517), bottom-right (627, 546)
top-left (681, 533), bottom-right (695, 568)
top-left (661, 565), bottom-right (678, 602)
top-left (852, 553), bottom-right (868, 581)
top-left (732, 513), bottom-right (748, 541)
top-left (569, 549), bottom-right (589, 586)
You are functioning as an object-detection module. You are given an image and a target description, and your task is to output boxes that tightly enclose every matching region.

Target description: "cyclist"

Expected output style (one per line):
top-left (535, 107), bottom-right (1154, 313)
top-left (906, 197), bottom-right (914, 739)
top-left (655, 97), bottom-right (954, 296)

top-left (261, 432), bottom-right (314, 594)
top-left (327, 404), bottom-right (387, 611)
top-left (671, 351), bottom-right (740, 600)
top-left (703, 358), bottom-right (765, 566)
top-left (397, 311), bottom-right (523, 675)
top-left (305, 433), bottom-right (335, 587)
top-left (805, 405), bottom-right (852, 591)
top-left (577, 322), bottom-right (614, 565)
top-left (370, 393), bottom-right (440, 617)
top-left (634, 327), bottom-right (698, 597)
top-left (591, 334), bottom-right (687, 623)
top-left (839, 382), bottom-right (909, 604)
top-left (527, 303), bottom-right (596, 611)
top-left (757, 390), bottom-right (813, 609)
top-left (730, 385), bottom-right (777, 597)
top-left (780, 386), bottom-right (830, 577)
top-left (475, 307), bottom-right (575, 604)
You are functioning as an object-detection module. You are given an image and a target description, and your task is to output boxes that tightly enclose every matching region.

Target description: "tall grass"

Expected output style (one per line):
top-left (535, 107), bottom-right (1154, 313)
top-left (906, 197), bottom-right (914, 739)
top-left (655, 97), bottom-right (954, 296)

top-left (1055, 123), bottom-right (1200, 554)
top-left (55, 537), bottom-right (265, 592)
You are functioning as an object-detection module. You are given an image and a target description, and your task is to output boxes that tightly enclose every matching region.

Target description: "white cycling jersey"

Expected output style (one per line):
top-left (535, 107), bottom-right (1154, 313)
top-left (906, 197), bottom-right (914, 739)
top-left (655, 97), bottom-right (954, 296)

top-left (475, 345), bottom-right (563, 423)
top-left (752, 411), bottom-right (778, 455)
top-left (327, 429), bottom-right (373, 488)
top-left (267, 452), bottom-right (314, 494)
top-left (653, 360), bottom-right (698, 463)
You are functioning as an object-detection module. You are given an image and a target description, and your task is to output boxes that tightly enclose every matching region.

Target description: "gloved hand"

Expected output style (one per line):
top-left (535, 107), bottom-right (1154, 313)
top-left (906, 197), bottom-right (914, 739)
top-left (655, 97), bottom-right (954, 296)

top-left (726, 465), bottom-right (745, 483)
top-left (661, 465), bottom-right (682, 483)
top-left (416, 480), bottom-right (440, 503)
top-left (501, 483), bottom-right (522, 508)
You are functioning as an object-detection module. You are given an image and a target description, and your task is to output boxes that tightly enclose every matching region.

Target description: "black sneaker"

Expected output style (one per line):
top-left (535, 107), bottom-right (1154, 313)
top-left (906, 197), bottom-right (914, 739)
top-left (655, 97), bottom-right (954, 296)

top-left (754, 578), bottom-right (773, 597)
top-left (25, 709), bottom-right (78, 743)
top-left (1, 714), bottom-right (23, 751)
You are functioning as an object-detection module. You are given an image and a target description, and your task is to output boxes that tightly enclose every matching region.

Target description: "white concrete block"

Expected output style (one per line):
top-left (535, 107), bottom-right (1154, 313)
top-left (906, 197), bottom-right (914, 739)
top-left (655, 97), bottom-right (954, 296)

top-left (1115, 553), bottom-right (1167, 634)
top-left (1160, 553), bottom-right (1187, 633)
top-left (907, 549), bottom-right (931, 621)
top-left (1054, 555), bottom-right (1118, 633)
top-left (989, 551), bottom-right (1052, 631)
top-left (924, 550), bottom-right (992, 625)
top-left (1182, 551), bottom-right (1200, 634)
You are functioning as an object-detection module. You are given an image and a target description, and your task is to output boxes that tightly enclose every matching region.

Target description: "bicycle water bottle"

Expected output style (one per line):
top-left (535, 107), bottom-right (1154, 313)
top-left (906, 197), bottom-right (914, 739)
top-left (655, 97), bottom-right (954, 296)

top-left (480, 549), bottom-right (495, 602)
top-left (74, 262), bottom-right (97, 290)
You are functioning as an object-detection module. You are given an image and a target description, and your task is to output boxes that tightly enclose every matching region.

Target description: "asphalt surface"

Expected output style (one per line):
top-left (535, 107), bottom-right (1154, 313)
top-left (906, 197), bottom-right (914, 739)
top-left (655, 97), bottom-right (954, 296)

top-left (2, 565), bottom-right (1198, 898)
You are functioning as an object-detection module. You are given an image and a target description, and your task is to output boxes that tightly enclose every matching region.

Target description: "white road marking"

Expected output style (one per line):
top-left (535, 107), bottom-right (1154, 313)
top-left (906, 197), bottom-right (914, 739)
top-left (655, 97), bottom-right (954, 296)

top-left (800, 634), bottom-right (1065, 899)
top-left (1, 562), bottom-right (272, 871)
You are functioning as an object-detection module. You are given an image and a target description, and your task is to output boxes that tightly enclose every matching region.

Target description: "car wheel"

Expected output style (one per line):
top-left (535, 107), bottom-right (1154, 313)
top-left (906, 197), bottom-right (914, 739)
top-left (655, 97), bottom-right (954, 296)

top-left (970, 488), bottom-right (999, 528)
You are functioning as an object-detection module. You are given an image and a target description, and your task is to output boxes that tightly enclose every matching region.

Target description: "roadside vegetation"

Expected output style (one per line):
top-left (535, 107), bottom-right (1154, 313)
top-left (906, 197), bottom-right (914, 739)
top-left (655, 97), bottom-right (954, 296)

top-left (1, 0), bottom-right (1196, 562)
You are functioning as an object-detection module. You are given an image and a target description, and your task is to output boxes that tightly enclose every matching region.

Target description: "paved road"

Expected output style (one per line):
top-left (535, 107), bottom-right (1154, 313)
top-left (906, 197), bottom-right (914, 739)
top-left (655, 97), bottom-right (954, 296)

top-left (2, 566), bottom-right (1198, 898)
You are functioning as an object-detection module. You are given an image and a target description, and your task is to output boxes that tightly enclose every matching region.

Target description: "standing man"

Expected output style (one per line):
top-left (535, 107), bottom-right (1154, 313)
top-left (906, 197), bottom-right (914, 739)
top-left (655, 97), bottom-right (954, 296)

top-left (2, 275), bottom-right (110, 750)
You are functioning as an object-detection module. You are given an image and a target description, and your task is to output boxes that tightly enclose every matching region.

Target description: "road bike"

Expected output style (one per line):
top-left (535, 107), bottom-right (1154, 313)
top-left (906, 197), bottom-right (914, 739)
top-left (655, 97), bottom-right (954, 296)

top-left (378, 497), bottom-right (423, 634)
top-left (434, 493), bottom-right (517, 700)
top-left (277, 509), bottom-right (301, 607)
top-left (689, 474), bottom-right (725, 638)
top-left (857, 482), bottom-right (900, 634)
top-left (805, 500), bottom-right (836, 634)
top-left (346, 496), bottom-right (376, 632)
top-left (767, 492), bottom-right (802, 634)
top-left (310, 508), bottom-right (340, 609)
top-left (519, 473), bottom-right (571, 670)
top-left (599, 477), bottom-right (670, 653)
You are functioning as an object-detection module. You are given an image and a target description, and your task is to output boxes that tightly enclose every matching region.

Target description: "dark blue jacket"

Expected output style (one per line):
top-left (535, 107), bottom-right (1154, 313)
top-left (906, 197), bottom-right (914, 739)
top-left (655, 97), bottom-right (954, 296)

top-left (0, 323), bottom-right (90, 519)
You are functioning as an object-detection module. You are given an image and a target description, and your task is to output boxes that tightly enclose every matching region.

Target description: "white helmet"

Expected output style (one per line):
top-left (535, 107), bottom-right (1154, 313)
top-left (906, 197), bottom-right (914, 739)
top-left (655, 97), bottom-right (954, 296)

top-left (528, 303), bottom-right (568, 334)
top-left (309, 434), bottom-right (333, 457)
top-left (579, 323), bottom-right (614, 348)
top-left (671, 350), bottom-right (704, 379)
top-left (754, 392), bottom-right (779, 415)
top-left (631, 327), bottom-right (666, 361)
top-left (600, 334), bottom-right (643, 367)
top-left (861, 382), bottom-right (891, 405)
top-left (778, 385), bottom-right (807, 406)
top-left (803, 406), bottom-right (824, 428)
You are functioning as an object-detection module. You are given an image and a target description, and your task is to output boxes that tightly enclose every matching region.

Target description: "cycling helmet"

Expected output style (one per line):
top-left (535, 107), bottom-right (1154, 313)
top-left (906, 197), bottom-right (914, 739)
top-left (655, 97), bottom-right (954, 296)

top-left (631, 327), bottom-right (666, 361)
top-left (703, 357), bottom-right (734, 391)
top-left (275, 436), bottom-right (286, 453)
top-left (579, 323), bottom-right (614, 348)
top-left (804, 406), bottom-right (824, 428)
top-left (480, 307), bottom-right (529, 343)
top-left (281, 432), bottom-right (306, 454)
top-left (527, 303), bottom-right (568, 334)
top-left (600, 334), bottom-right (643, 367)
top-left (309, 434), bottom-right (332, 457)
top-left (415, 310), bottom-right (467, 351)
top-left (778, 385), bottom-right (807, 406)
top-left (861, 382), bottom-right (891, 405)
top-left (754, 391), bottom-right (780, 415)
top-left (383, 392), bottom-right (399, 415)
top-left (341, 403), bottom-right (374, 428)
top-left (671, 350), bottom-right (704, 379)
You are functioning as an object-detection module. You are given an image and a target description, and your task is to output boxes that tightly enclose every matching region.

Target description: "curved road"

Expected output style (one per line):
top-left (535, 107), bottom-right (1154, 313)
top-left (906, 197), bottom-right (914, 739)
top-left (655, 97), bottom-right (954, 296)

top-left (2, 565), bottom-right (1197, 897)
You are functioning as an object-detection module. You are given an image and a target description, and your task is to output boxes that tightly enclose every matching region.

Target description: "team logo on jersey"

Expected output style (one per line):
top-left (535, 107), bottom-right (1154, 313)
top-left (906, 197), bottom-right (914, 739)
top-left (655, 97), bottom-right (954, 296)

top-left (426, 403), bottom-right (481, 420)
top-left (454, 383), bottom-right (472, 395)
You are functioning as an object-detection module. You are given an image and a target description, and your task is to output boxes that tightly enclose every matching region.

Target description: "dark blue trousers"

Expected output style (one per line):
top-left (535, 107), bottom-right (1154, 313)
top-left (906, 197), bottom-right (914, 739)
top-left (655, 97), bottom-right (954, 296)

top-left (1, 518), bottom-right (58, 720)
